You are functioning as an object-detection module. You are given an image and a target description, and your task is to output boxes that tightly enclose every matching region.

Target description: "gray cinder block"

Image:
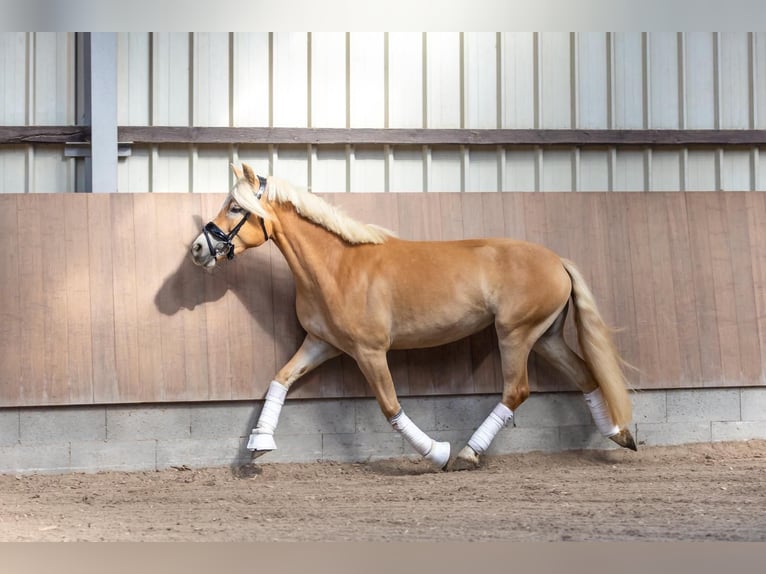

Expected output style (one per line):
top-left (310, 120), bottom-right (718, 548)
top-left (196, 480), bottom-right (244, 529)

top-left (631, 390), bottom-right (667, 423)
top-left (156, 437), bottom-right (245, 469)
top-left (322, 432), bottom-right (405, 463)
top-left (712, 421), bottom-right (766, 442)
top-left (70, 440), bottom-right (157, 473)
top-left (20, 407), bottom-right (106, 444)
top-left (741, 388), bottom-right (766, 422)
top-left (0, 409), bottom-right (19, 446)
top-left (277, 399), bottom-right (356, 435)
top-left (666, 389), bottom-right (740, 423)
top-left (0, 443), bottom-right (70, 474)
top-left (514, 392), bottom-right (592, 428)
top-left (190, 403), bottom-right (257, 439)
top-left (636, 422), bottom-right (712, 446)
top-left (107, 405), bottom-right (191, 441)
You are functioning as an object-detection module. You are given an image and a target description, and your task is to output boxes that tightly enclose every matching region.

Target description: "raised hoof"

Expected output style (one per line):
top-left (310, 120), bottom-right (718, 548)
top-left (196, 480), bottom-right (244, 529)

top-left (250, 450), bottom-right (269, 461)
top-left (450, 445), bottom-right (480, 471)
top-left (247, 431), bottom-right (277, 457)
top-left (609, 428), bottom-right (638, 451)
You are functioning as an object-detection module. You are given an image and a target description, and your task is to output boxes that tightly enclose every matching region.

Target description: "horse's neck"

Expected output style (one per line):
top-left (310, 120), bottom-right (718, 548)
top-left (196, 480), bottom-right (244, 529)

top-left (271, 203), bottom-right (346, 292)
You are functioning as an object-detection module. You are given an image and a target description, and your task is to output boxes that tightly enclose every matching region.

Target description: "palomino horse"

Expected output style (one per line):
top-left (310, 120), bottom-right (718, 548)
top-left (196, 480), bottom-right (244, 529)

top-left (191, 164), bottom-right (636, 470)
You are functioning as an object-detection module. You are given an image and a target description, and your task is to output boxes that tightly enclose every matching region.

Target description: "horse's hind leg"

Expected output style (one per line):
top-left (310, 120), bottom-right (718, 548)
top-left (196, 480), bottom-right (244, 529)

top-left (453, 325), bottom-right (535, 470)
top-left (354, 349), bottom-right (451, 469)
top-left (248, 334), bottom-right (340, 458)
top-left (532, 307), bottom-right (636, 450)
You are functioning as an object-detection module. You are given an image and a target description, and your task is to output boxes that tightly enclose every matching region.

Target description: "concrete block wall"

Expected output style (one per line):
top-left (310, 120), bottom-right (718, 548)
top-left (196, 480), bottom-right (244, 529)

top-left (1, 388), bottom-right (765, 474)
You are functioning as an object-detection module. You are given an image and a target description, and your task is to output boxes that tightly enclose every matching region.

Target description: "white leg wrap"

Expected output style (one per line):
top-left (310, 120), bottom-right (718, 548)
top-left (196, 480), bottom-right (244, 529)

top-left (247, 380), bottom-right (288, 451)
top-left (389, 410), bottom-right (450, 468)
top-left (467, 402), bottom-right (514, 455)
top-left (584, 387), bottom-right (620, 437)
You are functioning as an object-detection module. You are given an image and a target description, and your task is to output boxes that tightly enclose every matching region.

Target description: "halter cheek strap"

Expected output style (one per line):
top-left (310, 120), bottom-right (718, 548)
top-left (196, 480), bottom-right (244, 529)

top-left (202, 174), bottom-right (270, 260)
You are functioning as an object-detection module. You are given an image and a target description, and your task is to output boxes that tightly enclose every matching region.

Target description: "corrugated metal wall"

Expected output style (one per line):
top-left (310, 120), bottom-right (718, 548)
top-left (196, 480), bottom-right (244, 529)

top-left (1, 32), bottom-right (765, 193)
top-left (0, 32), bottom-right (76, 193)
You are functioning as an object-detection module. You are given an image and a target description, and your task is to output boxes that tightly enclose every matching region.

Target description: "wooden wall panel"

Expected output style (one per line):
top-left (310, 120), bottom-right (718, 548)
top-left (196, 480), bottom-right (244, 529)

top-left (1, 191), bottom-right (765, 408)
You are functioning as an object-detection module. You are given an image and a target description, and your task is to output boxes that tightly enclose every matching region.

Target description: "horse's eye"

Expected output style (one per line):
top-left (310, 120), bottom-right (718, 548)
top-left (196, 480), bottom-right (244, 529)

top-left (230, 204), bottom-right (243, 214)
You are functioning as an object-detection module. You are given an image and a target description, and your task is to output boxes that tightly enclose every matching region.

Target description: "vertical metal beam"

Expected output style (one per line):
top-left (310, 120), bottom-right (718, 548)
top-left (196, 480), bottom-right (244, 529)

top-left (84, 32), bottom-right (118, 193)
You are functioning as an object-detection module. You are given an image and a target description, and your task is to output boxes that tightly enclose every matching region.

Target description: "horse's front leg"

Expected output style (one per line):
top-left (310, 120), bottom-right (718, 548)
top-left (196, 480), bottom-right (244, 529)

top-left (354, 349), bottom-right (451, 470)
top-left (248, 334), bottom-right (340, 458)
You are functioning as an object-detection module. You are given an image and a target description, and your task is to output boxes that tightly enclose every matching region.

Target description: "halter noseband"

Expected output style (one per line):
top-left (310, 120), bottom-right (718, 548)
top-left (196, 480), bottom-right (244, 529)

top-left (202, 175), bottom-right (269, 260)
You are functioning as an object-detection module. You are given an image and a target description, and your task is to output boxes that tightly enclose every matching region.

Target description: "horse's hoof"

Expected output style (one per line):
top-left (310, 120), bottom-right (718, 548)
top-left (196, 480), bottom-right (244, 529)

top-left (250, 450), bottom-right (269, 461)
top-left (247, 431), bottom-right (277, 453)
top-left (609, 428), bottom-right (637, 451)
top-left (450, 445), bottom-right (480, 471)
top-left (425, 440), bottom-right (451, 469)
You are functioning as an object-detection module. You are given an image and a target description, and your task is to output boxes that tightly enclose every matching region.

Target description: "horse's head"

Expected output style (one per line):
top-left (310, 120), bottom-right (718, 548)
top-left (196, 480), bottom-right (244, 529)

top-left (190, 163), bottom-right (273, 270)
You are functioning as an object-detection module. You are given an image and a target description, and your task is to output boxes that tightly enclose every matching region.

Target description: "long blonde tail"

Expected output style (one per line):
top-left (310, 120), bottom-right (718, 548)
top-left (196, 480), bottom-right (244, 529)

top-left (561, 258), bottom-right (632, 428)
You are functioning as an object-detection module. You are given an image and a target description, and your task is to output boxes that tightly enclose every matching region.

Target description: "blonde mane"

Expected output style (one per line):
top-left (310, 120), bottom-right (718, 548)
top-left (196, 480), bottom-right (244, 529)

top-left (231, 176), bottom-right (394, 245)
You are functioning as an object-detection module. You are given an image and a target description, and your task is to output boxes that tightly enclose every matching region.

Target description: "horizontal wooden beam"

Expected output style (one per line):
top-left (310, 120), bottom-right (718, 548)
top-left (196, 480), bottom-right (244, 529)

top-left (0, 126), bottom-right (90, 144)
top-left (3, 125), bottom-right (766, 147)
top-left (117, 127), bottom-right (766, 147)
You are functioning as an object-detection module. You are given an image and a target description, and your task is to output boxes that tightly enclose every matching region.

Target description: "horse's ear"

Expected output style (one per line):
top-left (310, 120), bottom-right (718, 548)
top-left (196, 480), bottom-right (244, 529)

top-left (230, 163), bottom-right (244, 180)
top-left (241, 163), bottom-right (258, 187)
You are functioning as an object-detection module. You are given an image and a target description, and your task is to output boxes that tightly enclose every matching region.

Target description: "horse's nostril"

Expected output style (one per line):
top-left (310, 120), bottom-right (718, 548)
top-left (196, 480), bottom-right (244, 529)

top-left (192, 242), bottom-right (202, 254)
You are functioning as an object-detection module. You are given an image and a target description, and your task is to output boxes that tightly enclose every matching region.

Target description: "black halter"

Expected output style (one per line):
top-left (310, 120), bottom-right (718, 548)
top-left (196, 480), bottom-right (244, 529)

top-left (202, 175), bottom-right (269, 260)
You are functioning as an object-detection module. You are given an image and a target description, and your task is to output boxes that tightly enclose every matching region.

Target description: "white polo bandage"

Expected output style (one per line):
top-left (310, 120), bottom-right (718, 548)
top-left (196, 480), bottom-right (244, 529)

top-left (389, 410), bottom-right (450, 468)
top-left (247, 380), bottom-right (288, 451)
top-left (584, 387), bottom-right (620, 437)
top-left (467, 402), bottom-right (514, 454)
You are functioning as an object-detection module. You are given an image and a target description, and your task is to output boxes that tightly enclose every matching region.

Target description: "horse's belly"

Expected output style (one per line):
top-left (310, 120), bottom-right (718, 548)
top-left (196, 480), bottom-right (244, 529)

top-left (389, 312), bottom-right (494, 350)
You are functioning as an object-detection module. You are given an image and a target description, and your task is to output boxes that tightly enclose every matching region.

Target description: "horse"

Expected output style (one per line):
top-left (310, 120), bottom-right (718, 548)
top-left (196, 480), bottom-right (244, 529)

top-left (190, 163), bottom-right (636, 470)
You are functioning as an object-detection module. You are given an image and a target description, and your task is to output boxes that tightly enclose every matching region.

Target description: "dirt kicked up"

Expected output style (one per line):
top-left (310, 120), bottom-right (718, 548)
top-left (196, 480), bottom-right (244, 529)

top-left (1, 440), bottom-right (764, 542)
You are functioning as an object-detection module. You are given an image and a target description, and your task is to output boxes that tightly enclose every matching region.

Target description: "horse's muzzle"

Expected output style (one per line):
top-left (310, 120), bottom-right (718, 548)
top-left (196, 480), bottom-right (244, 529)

top-left (190, 236), bottom-right (217, 270)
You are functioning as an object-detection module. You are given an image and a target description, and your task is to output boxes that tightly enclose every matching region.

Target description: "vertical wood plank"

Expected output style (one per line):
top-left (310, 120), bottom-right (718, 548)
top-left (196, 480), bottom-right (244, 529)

top-left (645, 194), bottom-right (684, 386)
top-left (88, 195), bottom-right (118, 403)
top-left (603, 193), bottom-right (640, 379)
top-left (175, 195), bottom-right (216, 400)
top-left (132, 193), bottom-right (167, 400)
top-left (686, 193), bottom-right (724, 385)
top-left (723, 193), bottom-right (761, 384)
top-left (501, 32), bottom-right (535, 128)
top-left (746, 192), bottom-right (766, 383)
top-left (16, 195), bottom-right (46, 403)
top-left (0, 195), bottom-right (21, 405)
top-left (626, 193), bottom-right (663, 387)
top-left (110, 194), bottom-right (143, 401)
top-left (63, 195), bottom-right (93, 403)
top-left (705, 193), bottom-right (742, 385)
top-left (664, 193), bottom-right (703, 386)
top-left (39, 194), bottom-right (68, 402)
top-left (196, 193), bottom-right (234, 399)
top-left (426, 32), bottom-right (461, 129)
